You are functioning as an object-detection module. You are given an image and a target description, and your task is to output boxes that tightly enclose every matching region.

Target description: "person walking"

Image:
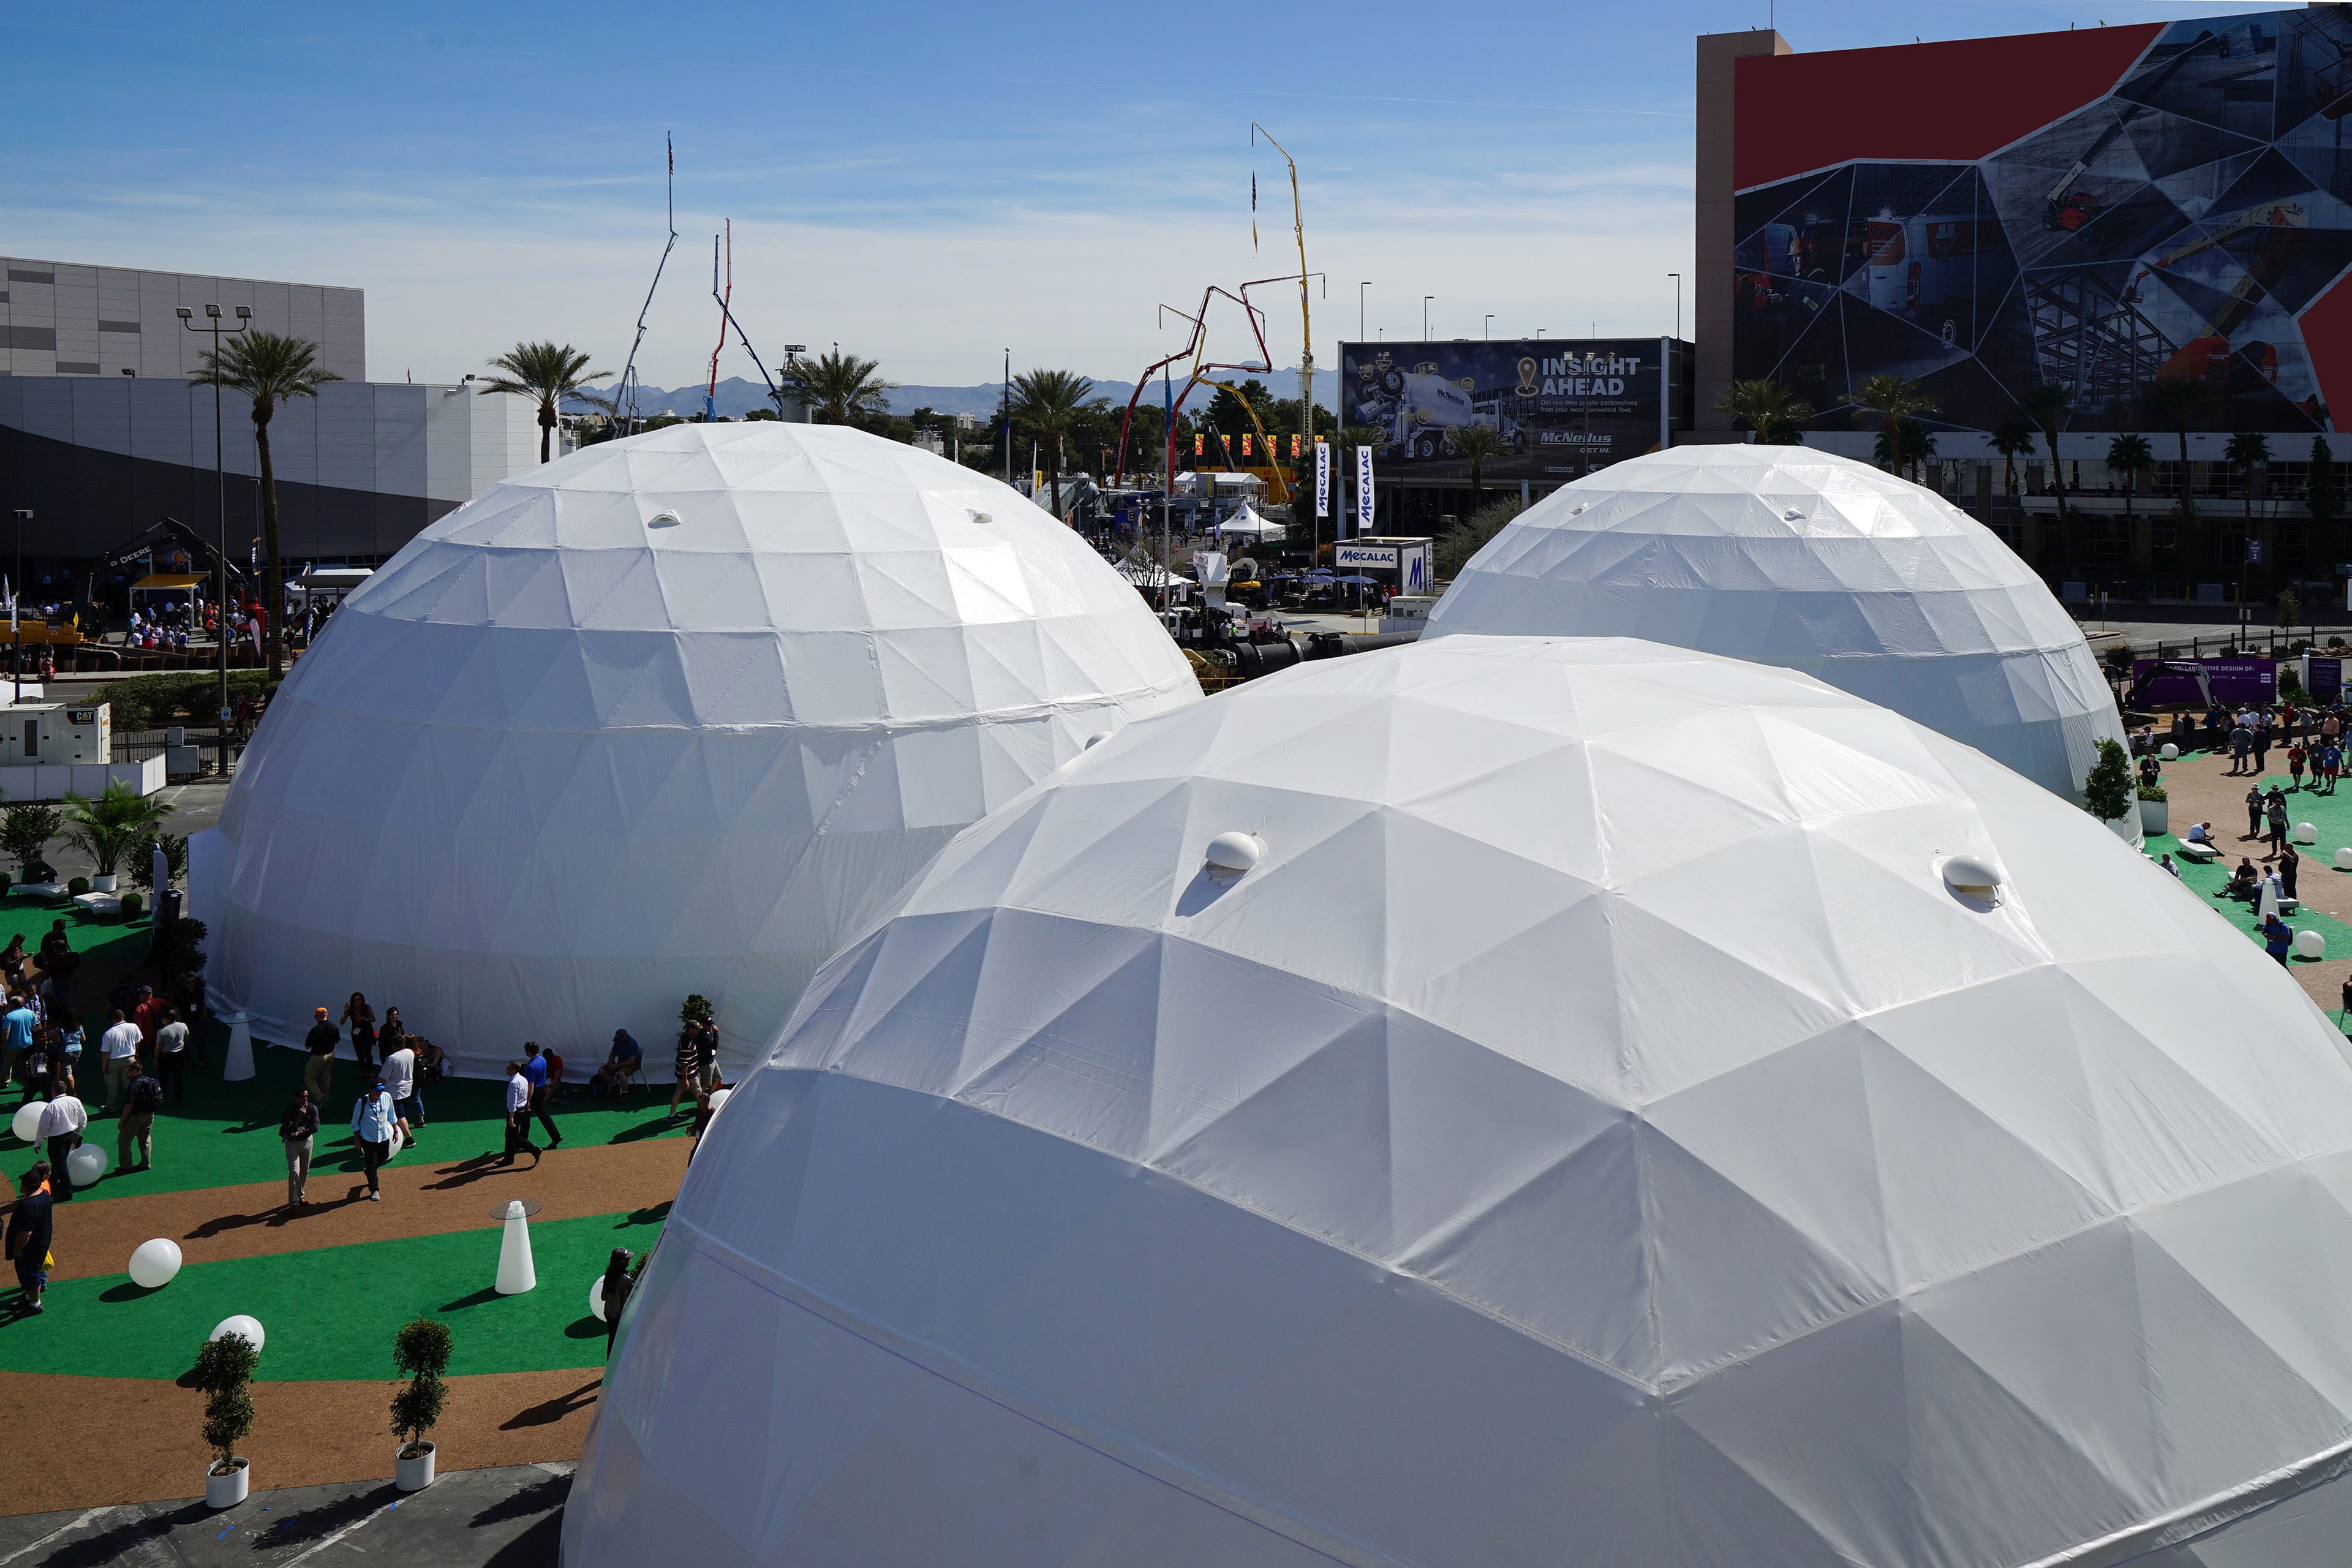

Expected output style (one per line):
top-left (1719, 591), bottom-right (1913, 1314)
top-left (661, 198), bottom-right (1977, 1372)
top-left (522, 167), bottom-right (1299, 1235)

top-left (153, 1009), bottom-right (189, 1106)
top-left (303, 1007), bottom-right (338, 1106)
top-left (668, 1027), bottom-right (698, 1120)
top-left (131, 985), bottom-right (165, 1049)
top-left (2267, 793), bottom-right (2291, 854)
top-left (2265, 913), bottom-right (2296, 967)
top-left (2245, 784), bottom-right (2266, 838)
top-left (6, 1164), bottom-right (53, 1314)
top-left (2230, 720), bottom-right (2253, 775)
top-left (279, 1087), bottom-right (318, 1208)
top-left (598, 1246), bottom-right (633, 1358)
top-left (499, 1060), bottom-right (541, 1167)
top-left (36, 1089), bottom-right (86, 1200)
top-left (1, 994), bottom-right (36, 1085)
top-left (2253, 715), bottom-right (2273, 775)
top-left (522, 1042), bottom-right (562, 1149)
top-left (381, 1034), bottom-right (423, 1144)
top-left (118, 1060), bottom-right (160, 1172)
top-left (98, 1009), bottom-right (141, 1116)
top-left (340, 993), bottom-right (377, 1076)
top-left (349, 1075), bottom-right (396, 1200)
top-left (2290, 743), bottom-right (2309, 790)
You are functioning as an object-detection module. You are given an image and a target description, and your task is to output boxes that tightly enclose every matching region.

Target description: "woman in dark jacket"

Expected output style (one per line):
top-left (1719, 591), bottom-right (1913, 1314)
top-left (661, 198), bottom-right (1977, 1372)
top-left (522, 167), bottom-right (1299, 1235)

top-left (599, 1246), bottom-right (634, 1357)
top-left (340, 993), bottom-right (377, 1074)
top-left (279, 1087), bottom-right (320, 1208)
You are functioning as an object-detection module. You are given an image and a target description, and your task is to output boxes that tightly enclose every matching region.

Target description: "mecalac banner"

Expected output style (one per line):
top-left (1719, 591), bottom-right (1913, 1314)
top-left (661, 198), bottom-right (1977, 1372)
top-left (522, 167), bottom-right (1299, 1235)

top-left (1354, 446), bottom-right (1375, 534)
top-left (1314, 441), bottom-right (1330, 519)
top-left (1339, 337), bottom-right (1686, 480)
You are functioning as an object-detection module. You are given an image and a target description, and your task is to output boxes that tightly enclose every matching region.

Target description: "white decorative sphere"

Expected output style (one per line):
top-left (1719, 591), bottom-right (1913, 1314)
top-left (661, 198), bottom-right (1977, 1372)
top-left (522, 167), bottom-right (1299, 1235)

top-left (65, 1142), bottom-right (107, 1187)
top-left (2296, 929), bottom-right (2328, 960)
top-left (705, 1087), bottom-right (731, 1115)
top-left (200, 423), bottom-right (1200, 1076)
top-left (2160, 742), bottom-right (2180, 761)
top-left (1423, 447), bottom-right (2127, 805)
top-left (569, 636), bottom-right (2352, 1568)
top-left (210, 1314), bottom-right (265, 1354)
top-left (2337, 848), bottom-right (2352, 872)
top-left (10, 1101), bottom-right (43, 1145)
top-left (590, 1276), bottom-right (610, 1324)
top-left (2295, 821), bottom-right (2319, 844)
top-left (128, 1238), bottom-right (183, 1289)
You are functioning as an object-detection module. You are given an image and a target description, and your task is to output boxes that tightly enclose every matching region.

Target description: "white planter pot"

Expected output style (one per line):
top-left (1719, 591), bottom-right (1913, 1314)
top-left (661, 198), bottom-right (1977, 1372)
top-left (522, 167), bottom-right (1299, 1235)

top-left (92, 874), bottom-right (116, 892)
top-left (2139, 798), bottom-right (2169, 834)
top-left (395, 1441), bottom-right (436, 1491)
top-left (205, 1457), bottom-right (249, 1509)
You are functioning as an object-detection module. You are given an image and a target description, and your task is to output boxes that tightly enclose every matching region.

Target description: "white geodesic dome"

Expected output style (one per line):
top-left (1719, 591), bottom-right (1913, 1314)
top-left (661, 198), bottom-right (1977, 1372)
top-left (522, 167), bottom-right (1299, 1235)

top-left (1424, 445), bottom-right (2128, 806)
top-left (567, 635), bottom-right (2352, 1568)
top-left (191, 422), bottom-right (1197, 1076)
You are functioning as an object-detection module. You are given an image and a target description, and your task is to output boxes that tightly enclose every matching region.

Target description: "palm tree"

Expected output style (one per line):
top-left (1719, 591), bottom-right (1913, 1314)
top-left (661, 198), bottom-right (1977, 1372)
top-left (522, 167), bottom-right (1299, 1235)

top-left (786, 350), bottom-right (897, 426)
top-left (1846, 374), bottom-right (1939, 469)
top-left (1991, 415), bottom-right (2037, 496)
top-left (2225, 430), bottom-right (2271, 591)
top-left (2109, 432), bottom-right (2154, 573)
top-left (1010, 369), bottom-right (1095, 522)
top-left (478, 341), bottom-right (610, 465)
top-left (189, 333), bottom-right (342, 675)
top-left (1450, 426), bottom-right (1508, 513)
top-left (62, 779), bottom-right (175, 881)
top-left (2016, 385), bottom-right (2075, 545)
top-left (2143, 378), bottom-right (2206, 516)
top-left (1715, 378), bottom-right (1814, 444)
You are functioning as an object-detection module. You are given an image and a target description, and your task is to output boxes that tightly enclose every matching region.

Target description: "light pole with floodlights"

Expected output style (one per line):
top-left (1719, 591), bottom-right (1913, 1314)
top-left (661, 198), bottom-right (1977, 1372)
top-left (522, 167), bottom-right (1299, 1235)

top-left (179, 303), bottom-right (251, 754)
top-left (7, 511), bottom-right (25, 701)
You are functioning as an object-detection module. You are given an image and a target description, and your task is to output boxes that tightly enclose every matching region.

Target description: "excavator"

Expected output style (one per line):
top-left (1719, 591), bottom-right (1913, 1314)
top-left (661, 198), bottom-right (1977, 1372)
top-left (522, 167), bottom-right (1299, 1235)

top-left (2119, 202), bottom-right (2309, 388)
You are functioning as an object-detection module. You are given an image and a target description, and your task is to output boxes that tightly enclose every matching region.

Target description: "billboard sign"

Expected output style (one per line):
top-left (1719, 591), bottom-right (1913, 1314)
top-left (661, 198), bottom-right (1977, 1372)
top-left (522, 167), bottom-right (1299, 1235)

top-left (1732, 10), bottom-right (2352, 435)
top-left (1336, 538), bottom-right (1433, 592)
top-left (2129, 656), bottom-right (2275, 704)
top-left (1338, 338), bottom-right (1687, 480)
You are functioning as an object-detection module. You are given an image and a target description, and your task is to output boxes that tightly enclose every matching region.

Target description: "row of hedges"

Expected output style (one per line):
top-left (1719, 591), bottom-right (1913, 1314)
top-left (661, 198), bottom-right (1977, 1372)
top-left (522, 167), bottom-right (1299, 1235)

top-left (93, 671), bottom-right (282, 732)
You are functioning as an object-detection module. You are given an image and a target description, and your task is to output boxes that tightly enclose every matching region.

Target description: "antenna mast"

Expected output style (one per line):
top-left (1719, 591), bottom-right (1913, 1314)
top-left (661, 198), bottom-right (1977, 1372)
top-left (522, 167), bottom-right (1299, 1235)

top-left (616, 133), bottom-right (680, 436)
top-left (706, 220), bottom-right (733, 422)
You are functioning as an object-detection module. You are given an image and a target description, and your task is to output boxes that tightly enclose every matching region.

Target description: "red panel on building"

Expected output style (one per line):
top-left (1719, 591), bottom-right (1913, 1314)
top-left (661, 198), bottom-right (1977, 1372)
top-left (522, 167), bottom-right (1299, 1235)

top-left (2297, 269), bottom-right (2352, 429)
top-left (1735, 24), bottom-right (2163, 191)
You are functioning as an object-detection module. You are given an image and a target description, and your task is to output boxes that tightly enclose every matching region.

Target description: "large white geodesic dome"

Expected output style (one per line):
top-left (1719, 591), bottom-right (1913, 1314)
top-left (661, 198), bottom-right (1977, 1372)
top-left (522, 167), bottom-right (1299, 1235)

top-left (192, 422), bottom-right (1197, 1076)
top-left (567, 635), bottom-right (2352, 1568)
top-left (1424, 445), bottom-right (2128, 805)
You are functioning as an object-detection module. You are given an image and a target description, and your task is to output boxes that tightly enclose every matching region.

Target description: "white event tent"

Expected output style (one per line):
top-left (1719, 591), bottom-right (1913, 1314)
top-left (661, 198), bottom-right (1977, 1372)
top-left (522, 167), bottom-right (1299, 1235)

top-left (189, 423), bottom-right (1199, 1076)
top-left (1425, 445), bottom-right (2128, 807)
top-left (568, 635), bottom-right (2352, 1568)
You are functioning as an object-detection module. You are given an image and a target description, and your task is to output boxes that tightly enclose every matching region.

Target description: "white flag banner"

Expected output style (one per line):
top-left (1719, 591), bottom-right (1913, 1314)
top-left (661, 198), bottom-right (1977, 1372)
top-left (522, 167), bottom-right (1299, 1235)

top-left (1354, 447), bottom-right (1375, 535)
top-left (1314, 442), bottom-right (1330, 519)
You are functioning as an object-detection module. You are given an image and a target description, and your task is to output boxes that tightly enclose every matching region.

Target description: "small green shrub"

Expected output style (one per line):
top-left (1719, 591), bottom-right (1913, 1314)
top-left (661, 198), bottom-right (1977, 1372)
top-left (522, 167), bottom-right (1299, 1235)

top-left (66, 876), bottom-right (89, 897)
top-left (2082, 738), bottom-right (2135, 821)
top-left (679, 993), bottom-right (714, 1025)
top-left (2138, 783), bottom-right (2168, 802)
top-left (118, 891), bottom-right (143, 918)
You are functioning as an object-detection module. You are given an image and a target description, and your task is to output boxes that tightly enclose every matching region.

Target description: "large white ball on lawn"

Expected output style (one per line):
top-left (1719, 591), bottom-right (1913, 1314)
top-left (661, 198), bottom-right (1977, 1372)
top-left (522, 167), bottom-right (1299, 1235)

top-left (2296, 821), bottom-right (2319, 844)
top-left (567, 635), bottom-right (2352, 1568)
top-left (65, 1142), bottom-right (107, 1186)
top-left (10, 1101), bottom-right (43, 1144)
top-left (196, 423), bottom-right (1200, 1077)
top-left (2160, 742), bottom-right (2180, 760)
top-left (1423, 445), bottom-right (2127, 806)
top-left (128, 1238), bottom-right (183, 1289)
top-left (210, 1315), bottom-right (265, 1354)
top-left (2296, 929), bottom-right (2328, 959)
top-left (590, 1276), bottom-right (611, 1324)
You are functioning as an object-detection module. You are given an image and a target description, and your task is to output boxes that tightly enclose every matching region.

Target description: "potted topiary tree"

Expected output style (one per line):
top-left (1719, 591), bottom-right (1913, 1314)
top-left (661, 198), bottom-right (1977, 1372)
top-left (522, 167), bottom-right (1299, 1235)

top-left (193, 1330), bottom-right (259, 1507)
top-left (0, 802), bottom-right (61, 886)
top-left (390, 1316), bottom-right (451, 1491)
top-left (2082, 739), bottom-right (2137, 843)
top-left (61, 779), bottom-right (174, 894)
top-left (2138, 782), bottom-right (2169, 835)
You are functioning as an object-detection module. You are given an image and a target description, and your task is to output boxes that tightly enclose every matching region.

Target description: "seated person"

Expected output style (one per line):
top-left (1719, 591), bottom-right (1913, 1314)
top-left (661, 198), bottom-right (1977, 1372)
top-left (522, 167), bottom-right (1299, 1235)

top-left (2227, 859), bottom-right (2261, 900)
top-left (2183, 821), bottom-right (2215, 845)
top-left (588, 1030), bottom-right (644, 1098)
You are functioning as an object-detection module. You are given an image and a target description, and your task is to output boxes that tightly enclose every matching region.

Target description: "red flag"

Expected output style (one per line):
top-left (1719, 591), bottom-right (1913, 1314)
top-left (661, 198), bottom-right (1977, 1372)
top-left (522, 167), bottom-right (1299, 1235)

top-left (1194, 434), bottom-right (1204, 456)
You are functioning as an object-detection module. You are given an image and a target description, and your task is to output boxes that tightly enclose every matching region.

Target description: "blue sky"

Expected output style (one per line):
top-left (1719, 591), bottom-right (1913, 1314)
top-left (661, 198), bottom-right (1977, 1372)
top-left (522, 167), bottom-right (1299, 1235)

top-left (1, 1), bottom-right (2288, 388)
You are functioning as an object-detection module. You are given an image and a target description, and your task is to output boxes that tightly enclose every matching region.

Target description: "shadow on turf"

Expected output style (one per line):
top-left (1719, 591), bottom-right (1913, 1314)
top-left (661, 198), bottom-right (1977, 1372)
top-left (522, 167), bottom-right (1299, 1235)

top-left (185, 1191), bottom-right (367, 1239)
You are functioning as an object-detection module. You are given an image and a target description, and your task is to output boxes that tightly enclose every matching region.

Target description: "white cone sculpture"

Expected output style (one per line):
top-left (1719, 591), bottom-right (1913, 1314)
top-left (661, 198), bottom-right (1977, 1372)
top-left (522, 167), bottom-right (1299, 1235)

top-left (222, 1014), bottom-right (254, 1083)
top-left (495, 1200), bottom-right (536, 1295)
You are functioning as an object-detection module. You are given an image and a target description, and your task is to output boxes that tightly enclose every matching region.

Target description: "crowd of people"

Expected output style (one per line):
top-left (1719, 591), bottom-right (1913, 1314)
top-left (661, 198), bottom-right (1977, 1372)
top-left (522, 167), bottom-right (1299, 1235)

top-left (2143, 699), bottom-right (2351, 791)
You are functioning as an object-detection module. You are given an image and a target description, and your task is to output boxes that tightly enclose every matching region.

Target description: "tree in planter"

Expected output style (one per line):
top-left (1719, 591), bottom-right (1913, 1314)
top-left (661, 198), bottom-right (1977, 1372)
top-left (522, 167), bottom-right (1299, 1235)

top-left (2082, 738), bottom-right (2134, 823)
top-left (129, 830), bottom-right (189, 891)
top-left (61, 780), bottom-right (175, 881)
top-left (390, 1316), bottom-right (453, 1461)
top-left (680, 993), bottom-right (714, 1028)
top-left (193, 1330), bottom-right (259, 1478)
top-left (0, 802), bottom-right (62, 879)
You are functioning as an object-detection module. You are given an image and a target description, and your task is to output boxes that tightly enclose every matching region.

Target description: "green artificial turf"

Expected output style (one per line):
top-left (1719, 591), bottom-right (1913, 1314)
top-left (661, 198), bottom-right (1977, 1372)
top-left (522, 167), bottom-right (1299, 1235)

top-left (0, 1208), bottom-right (667, 1381)
top-left (2143, 772), bottom-right (2352, 958)
top-left (4, 1041), bottom-right (687, 1200)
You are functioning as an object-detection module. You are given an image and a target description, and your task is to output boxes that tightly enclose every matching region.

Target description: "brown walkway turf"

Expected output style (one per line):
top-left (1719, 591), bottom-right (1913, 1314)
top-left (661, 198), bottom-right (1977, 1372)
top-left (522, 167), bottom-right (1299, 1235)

top-left (0, 1366), bottom-right (607, 1514)
top-left (37, 1134), bottom-right (689, 1282)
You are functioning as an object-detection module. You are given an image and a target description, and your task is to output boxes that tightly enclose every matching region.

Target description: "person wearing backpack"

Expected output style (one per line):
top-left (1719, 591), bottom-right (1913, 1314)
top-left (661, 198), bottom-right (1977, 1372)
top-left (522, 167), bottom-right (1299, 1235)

top-left (118, 1059), bottom-right (163, 1172)
top-left (349, 1074), bottom-right (398, 1201)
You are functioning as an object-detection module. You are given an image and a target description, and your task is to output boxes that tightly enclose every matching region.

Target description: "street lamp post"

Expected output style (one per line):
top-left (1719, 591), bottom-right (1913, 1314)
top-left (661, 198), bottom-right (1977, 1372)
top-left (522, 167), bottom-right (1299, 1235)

top-left (179, 303), bottom-right (251, 758)
top-left (1358, 282), bottom-right (1370, 341)
top-left (1422, 296), bottom-right (1433, 339)
top-left (1483, 314), bottom-right (1494, 341)
top-left (7, 511), bottom-right (24, 702)
top-left (1668, 272), bottom-right (1682, 341)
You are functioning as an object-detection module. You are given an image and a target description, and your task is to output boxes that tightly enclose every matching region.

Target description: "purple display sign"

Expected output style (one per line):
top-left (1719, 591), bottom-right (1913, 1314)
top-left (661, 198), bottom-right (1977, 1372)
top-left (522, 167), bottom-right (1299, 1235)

top-left (2309, 657), bottom-right (2343, 701)
top-left (2130, 657), bottom-right (2277, 706)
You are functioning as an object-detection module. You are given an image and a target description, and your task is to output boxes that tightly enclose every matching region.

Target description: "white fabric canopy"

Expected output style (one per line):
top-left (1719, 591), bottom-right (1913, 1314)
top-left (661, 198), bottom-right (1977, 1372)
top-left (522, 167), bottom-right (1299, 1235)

top-left (1425, 445), bottom-right (2127, 807)
top-left (568, 634), bottom-right (2352, 1568)
top-left (1216, 503), bottom-right (1283, 539)
top-left (192, 423), bottom-right (1197, 1076)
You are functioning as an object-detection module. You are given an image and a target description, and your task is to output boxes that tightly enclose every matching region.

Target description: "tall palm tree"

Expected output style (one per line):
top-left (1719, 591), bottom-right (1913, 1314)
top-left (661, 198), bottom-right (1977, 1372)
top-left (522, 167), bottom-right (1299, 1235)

top-left (1846, 374), bottom-right (1939, 469)
top-left (786, 350), bottom-right (897, 426)
top-left (2225, 429), bottom-right (2272, 590)
top-left (479, 341), bottom-right (610, 464)
top-left (2143, 378), bottom-right (2206, 516)
top-left (1991, 415), bottom-right (2037, 496)
top-left (2016, 384), bottom-right (2075, 545)
top-left (2109, 432), bottom-right (2154, 572)
top-left (1715, 378), bottom-right (1814, 444)
top-left (1010, 369), bottom-right (1095, 521)
top-left (1450, 426), bottom-right (1507, 513)
top-left (188, 332), bottom-right (341, 676)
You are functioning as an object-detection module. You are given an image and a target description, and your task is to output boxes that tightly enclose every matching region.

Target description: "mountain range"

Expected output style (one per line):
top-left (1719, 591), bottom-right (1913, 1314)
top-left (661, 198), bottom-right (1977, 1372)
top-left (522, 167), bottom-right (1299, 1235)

top-left (581, 368), bottom-right (1336, 421)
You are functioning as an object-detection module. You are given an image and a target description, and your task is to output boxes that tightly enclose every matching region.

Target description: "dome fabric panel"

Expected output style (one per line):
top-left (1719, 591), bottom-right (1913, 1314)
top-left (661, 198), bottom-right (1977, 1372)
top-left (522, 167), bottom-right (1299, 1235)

top-left (194, 423), bottom-right (1197, 1076)
top-left (1424, 446), bottom-right (2128, 805)
top-left (567, 635), bottom-right (2352, 1568)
